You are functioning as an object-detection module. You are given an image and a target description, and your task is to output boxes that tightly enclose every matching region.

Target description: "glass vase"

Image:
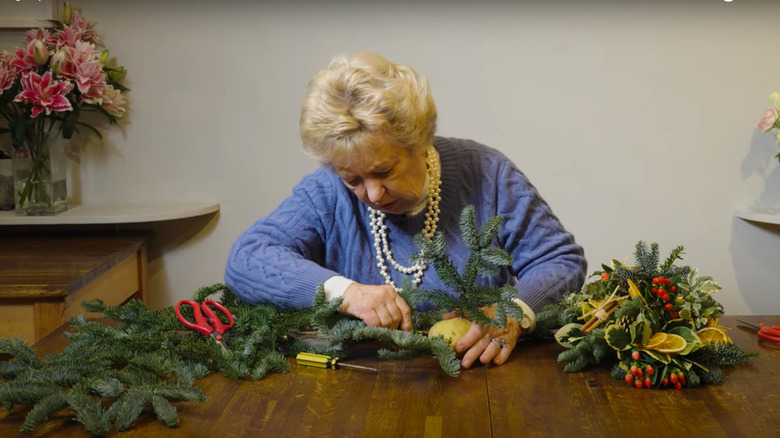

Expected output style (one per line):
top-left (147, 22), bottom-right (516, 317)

top-left (12, 132), bottom-right (69, 216)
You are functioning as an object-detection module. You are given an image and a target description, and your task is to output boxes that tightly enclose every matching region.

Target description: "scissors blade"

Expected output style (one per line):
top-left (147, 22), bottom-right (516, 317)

top-left (210, 332), bottom-right (228, 352)
top-left (737, 319), bottom-right (761, 331)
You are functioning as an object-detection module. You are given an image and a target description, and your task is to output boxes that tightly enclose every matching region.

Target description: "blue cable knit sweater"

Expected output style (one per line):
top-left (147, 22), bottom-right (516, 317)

top-left (225, 137), bottom-right (586, 312)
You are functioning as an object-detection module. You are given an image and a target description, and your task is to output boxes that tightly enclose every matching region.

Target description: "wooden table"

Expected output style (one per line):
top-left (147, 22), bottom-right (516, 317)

top-left (0, 233), bottom-right (148, 344)
top-left (1, 315), bottom-right (778, 437)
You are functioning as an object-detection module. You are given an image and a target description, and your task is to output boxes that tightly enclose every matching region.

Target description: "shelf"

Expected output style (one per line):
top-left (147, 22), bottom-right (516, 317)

top-left (734, 207), bottom-right (780, 225)
top-left (0, 202), bottom-right (219, 225)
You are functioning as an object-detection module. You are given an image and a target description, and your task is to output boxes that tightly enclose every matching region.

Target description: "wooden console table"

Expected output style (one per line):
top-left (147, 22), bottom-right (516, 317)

top-left (0, 202), bottom-right (219, 344)
top-left (0, 234), bottom-right (149, 344)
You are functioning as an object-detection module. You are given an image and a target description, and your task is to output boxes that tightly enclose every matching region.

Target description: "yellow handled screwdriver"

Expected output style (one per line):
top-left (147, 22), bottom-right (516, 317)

top-left (296, 352), bottom-right (378, 373)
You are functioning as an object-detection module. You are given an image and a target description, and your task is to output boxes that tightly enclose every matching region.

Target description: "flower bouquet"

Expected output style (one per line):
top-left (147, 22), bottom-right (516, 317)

top-left (0, 2), bottom-right (127, 215)
top-left (758, 91), bottom-right (780, 162)
top-left (538, 241), bottom-right (756, 389)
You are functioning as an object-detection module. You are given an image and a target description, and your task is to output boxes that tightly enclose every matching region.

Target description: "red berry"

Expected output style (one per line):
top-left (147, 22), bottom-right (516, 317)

top-left (601, 273), bottom-right (609, 280)
top-left (664, 278), bottom-right (671, 286)
top-left (671, 286), bottom-right (677, 293)
top-left (670, 374), bottom-right (678, 385)
top-left (631, 351), bottom-right (640, 361)
top-left (662, 294), bottom-right (670, 302)
top-left (672, 312), bottom-right (679, 318)
top-left (636, 369), bottom-right (643, 378)
top-left (625, 373), bottom-right (634, 385)
top-left (662, 378), bottom-right (669, 387)
top-left (678, 372), bottom-right (685, 385)
top-left (674, 381), bottom-right (682, 390)
top-left (635, 379), bottom-right (644, 389)
top-left (652, 277), bottom-right (659, 285)
top-left (644, 377), bottom-right (652, 388)
top-left (651, 287), bottom-right (658, 294)
top-left (664, 303), bottom-right (673, 311)
top-left (630, 365), bottom-right (639, 376)
top-left (646, 365), bottom-right (654, 375)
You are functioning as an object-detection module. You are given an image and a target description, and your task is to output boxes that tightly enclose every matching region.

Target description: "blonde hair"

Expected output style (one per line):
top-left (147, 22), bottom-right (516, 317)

top-left (299, 52), bottom-right (437, 164)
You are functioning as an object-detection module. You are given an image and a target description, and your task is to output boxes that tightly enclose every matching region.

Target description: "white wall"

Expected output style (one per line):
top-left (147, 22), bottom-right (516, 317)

top-left (3, 0), bottom-right (779, 314)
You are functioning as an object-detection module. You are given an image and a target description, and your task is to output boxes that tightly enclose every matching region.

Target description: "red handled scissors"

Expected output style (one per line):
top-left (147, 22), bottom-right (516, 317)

top-left (175, 300), bottom-right (235, 351)
top-left (737, 320), bottom-right (780, 343)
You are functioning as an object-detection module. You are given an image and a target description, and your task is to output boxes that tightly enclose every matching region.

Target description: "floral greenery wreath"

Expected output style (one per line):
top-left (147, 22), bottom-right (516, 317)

top-left (536, 241), bottom-right (756, 390)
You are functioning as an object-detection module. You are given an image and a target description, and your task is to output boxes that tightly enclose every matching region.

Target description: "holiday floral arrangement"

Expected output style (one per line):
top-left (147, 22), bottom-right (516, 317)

top-left (0, 2), bottom-right (127, 213)
top-left (758, 91), bottom-right (780, 162)
top-left (537, 241), bottom-right (756, 390)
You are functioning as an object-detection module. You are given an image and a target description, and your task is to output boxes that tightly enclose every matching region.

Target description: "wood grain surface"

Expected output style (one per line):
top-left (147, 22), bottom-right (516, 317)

top-left (0, 316), bottom-right (777, 437)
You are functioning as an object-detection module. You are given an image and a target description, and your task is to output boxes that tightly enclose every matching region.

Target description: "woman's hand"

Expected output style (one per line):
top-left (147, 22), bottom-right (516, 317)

top-left (339, 283), bottom-right (413, 332)
top-left (450, 310), bottom-right (521, 368)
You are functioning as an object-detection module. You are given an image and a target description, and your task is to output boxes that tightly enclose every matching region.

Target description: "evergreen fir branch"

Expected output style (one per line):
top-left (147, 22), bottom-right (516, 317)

top-left (477, 215), bottom-right (504, 249)
top-left (459, 204), bottom-right (479, 250)
top-left (250, 351), bottom-right (290, 381)
top-left (219, 351), bottom-right (252, 380)
top-left (151, 394), bottom-right (179, 428)
top-left (660, 245), bottom-right (685, 271)
top-left (90, 377), bottom-right (125, 398)
top-left (310, 286), bottom-right (347, 333)
top-left (563, 355), bottom-right (593, 373)
top-left (174, 365), bottom-right (194, 388)
top-left (327, 320), bottom-right (460, 377)
top-left (192, 283), bottom-right (232, 302)
top-left (19, 391), bottom-right (68, 434)
top-left (688, 342), bottom-right (758, 368)
top-left (614, 296), bottom-right (643, 320)
top-left (66, 391), bottom-right (112, 436)
top-left (0, 338), bottom-right (41, 368)
top-left (0, 382), bottom-right (60, 405)
top-left (633, 241), bottom-right (660, 276)
top-left (0, 361), bottom-right (30, 380)
top-left (151, 383), bottom-right (207, 402)
top-left (610, 364), bottom-right (627, 379)
top-left (686, 369), bottom-right (701, 387)
top-left (698, 367), bottom-right (724, 384)
top-left (112, 387), bottom-right (152, 431)
top-left (376, 348), bottom-right (426, 360)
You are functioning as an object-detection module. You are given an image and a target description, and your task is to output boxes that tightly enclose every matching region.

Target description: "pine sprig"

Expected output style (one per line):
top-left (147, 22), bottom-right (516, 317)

top-left (411, 205), bottom-right (523, 328)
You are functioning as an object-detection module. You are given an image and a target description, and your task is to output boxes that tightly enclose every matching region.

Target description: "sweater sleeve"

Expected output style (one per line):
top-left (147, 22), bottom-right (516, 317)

top-left (224, 171), bottom-right (340, 308)
top-left (495, 159), bottom-right (587, 313)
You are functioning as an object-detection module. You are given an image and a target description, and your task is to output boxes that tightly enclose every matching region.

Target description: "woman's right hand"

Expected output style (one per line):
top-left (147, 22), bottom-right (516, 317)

top-left (339, 283), bottom-right (413, 332)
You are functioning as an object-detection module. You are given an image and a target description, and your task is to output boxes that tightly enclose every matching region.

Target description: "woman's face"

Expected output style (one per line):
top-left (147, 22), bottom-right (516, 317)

top-left (332, 133), bottom-right (428, 215)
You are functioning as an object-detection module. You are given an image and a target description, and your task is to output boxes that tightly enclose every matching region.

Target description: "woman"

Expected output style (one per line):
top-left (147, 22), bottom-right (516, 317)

top-left (225, 52), bottom-right (586, 369)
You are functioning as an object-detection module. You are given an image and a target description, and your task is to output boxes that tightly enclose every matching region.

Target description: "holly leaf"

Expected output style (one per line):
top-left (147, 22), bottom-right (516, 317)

top-left (605, 324), bottom-right (631, 351)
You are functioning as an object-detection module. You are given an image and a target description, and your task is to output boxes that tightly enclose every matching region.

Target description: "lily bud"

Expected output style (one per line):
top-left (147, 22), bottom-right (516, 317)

top-left (108, 66), bottom-right (126, 82)
top-left (771, 91), bottom-right (780, 109)
top-left (100, 50), bottom-right (109, 65)
top-left (60, 2), bottom-right (73, 26)
top-left (49, 50), bottom-right (67, 74)
top-left (32, 40), bottom-right (49, 66)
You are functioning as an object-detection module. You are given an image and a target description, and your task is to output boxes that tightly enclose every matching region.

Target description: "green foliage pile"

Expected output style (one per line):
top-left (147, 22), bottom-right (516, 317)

top-left (0, 205), bottom-right (520, 435)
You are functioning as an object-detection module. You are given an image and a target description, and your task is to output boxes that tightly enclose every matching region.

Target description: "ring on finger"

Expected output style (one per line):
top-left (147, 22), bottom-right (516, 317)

top-left (491, 338), bottom-right (506, 349)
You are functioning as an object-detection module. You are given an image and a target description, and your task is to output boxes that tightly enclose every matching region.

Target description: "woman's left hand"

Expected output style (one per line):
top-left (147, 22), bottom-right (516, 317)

top-left (453, 314), bottom-right (521, 368)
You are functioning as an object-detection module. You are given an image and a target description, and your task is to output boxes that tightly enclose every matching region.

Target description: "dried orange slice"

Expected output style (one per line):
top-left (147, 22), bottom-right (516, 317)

top-left (653, 333), bottom-right (687, 354)
top-left (642, 332), bottom-right (668, 349)
top-left (697, 327), bottom-right (732, 344)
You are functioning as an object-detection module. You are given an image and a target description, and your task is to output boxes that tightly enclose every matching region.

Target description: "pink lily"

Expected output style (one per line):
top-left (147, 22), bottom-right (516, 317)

top-left (14, 71), bottom-right (74, 118)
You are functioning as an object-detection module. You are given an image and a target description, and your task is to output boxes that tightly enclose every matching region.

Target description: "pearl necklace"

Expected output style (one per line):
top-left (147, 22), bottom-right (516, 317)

top-left (369, 145), bottom-right (441, 290)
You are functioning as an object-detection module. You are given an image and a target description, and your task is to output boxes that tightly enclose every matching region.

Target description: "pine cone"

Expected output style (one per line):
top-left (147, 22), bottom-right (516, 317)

top-left (616, 315), bottom-right (632, 330)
